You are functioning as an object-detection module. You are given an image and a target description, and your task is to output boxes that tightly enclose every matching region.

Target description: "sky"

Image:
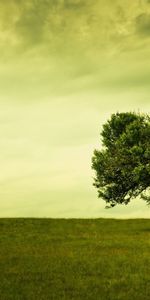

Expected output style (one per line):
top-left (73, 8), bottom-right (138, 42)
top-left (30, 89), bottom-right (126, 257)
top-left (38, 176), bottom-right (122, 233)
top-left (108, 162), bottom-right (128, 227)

top-left (0, 0), bottom-right (150, 218)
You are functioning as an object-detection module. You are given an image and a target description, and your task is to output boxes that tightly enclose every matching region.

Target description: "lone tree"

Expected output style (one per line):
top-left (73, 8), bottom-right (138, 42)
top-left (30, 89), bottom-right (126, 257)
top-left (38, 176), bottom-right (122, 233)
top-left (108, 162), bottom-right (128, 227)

top-left (92, 112), bottom-right (150, 208)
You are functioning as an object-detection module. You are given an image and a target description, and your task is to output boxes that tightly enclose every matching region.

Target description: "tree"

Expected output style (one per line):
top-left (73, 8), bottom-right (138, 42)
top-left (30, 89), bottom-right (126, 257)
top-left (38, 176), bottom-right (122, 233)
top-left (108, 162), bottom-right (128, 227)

top-left (92, 112), bottom-right (150, 208)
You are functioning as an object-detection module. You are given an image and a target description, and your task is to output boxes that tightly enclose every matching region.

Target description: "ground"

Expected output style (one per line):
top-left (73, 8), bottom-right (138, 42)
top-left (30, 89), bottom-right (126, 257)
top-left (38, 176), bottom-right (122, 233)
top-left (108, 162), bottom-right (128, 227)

top-left (0, 218), bottom-right (150, 300)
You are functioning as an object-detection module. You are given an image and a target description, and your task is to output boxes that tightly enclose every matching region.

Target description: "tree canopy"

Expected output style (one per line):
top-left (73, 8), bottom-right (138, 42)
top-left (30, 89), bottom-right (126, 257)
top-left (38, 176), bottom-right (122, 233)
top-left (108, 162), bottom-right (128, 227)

top-left (92, 112), bottom-right (150, 208)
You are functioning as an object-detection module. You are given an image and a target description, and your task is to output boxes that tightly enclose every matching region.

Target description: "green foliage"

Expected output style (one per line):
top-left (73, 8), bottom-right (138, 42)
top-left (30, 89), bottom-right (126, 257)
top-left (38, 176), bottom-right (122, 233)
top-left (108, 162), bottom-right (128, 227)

top-left (92, 112), bottom-right (150, 207)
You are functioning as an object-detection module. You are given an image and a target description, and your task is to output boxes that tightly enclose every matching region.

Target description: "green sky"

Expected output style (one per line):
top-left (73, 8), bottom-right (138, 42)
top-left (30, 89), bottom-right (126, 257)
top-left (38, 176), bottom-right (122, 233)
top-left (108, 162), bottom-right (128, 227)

top-left (0, 0), bottom-right (150, 217)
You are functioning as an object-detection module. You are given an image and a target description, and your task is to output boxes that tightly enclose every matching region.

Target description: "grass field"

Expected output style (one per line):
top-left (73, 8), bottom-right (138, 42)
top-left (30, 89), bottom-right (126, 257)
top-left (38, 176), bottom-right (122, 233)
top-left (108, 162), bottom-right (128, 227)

top-left (0, 218), bottom-right (150, 300)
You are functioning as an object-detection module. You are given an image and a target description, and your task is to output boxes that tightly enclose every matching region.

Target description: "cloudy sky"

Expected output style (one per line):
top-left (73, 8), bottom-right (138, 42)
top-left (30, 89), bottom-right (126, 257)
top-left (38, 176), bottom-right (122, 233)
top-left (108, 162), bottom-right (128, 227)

top-left (0, 0), bottom-right (150, 218)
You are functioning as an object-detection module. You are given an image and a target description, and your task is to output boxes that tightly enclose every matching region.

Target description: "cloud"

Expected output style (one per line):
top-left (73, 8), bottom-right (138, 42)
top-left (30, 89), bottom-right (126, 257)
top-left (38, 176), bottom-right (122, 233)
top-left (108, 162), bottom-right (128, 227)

top-left (136, 13), bottom-right (150, 36)
top-left (64, 0), bottom-right (86, 10)
top-left (0, 0), bottom-right (149, 64)
top-left (0, 1), bottom-right (134, 55)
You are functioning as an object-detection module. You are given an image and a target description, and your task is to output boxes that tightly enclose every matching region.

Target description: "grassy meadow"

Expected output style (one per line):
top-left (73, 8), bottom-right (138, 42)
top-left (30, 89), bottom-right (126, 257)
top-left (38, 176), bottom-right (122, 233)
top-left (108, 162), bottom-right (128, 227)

top-left (0, 218), bottom-right (150, 300)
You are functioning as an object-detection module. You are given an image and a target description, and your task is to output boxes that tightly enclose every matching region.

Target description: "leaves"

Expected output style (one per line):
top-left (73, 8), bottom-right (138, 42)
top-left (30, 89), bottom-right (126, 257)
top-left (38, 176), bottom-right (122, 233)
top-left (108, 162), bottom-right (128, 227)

top-left (92, 112), bottom-right (150, 207)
